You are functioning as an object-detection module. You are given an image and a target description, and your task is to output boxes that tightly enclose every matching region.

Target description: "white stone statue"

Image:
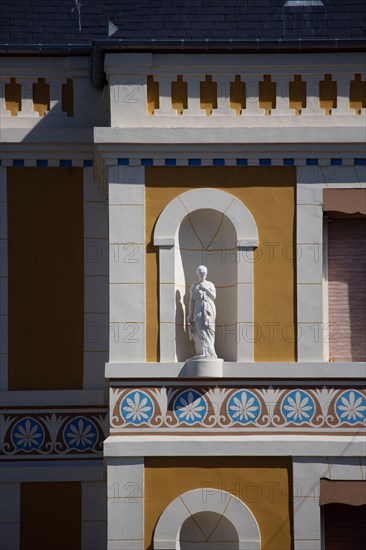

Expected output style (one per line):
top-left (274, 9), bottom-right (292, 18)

top-left (187, 265), bottom-right (218, 359)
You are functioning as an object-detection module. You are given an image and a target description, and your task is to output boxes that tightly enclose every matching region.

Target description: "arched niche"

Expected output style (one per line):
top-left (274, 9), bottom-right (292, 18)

top-left (154, 188), bottom-right (258, 363)
top-left (153, 488), bottom-right (261, 550)
top-left (176, 209), bottom-right (237, 361)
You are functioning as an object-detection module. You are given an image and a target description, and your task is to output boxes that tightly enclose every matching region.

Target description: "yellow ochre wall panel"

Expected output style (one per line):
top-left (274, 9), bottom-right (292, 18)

top-left (145, 166), bottom-right (296, 362)
top-left (145, 457), bottom-right (292, 550)
top-left (7, 168), bottom-right (84, 389)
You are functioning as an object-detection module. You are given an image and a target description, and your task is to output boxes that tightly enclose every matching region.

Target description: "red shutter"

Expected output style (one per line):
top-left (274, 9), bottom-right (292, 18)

top-left (328, 218), bottom-right (366, 361)
top-left (323, 503), bottom-right (366, 549)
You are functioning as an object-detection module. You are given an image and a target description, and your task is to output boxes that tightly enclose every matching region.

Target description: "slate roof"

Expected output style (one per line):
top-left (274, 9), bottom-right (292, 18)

top-left (0, 0), bottom-right (365, 45)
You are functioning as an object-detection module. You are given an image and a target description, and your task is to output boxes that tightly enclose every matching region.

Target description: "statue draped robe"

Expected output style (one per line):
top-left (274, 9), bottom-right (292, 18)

top-left (188, 280), bottom-right (217, 358)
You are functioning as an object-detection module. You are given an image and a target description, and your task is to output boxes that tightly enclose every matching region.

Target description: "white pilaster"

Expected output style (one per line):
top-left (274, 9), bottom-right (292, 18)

top-left (107, 458), bottom-right (144, 550)
top-left (82, 482), bottom-right (107, 550)
top-left (0, 483), bottom-right (20, 550)
top-left (292, 458), bottom-right (326, 549)
top-left (296, 167), bottom-right (324, 362)
top-left (158, 246), bottom-right (176, 362)
top-left (0, 167), bottom-right (7, 390)
top-left (83, 167), bottom-right (109, 389)
top-left (237, 247), bottom-right (255, 362)
top-left (108, 165), bottom-right (145, 363)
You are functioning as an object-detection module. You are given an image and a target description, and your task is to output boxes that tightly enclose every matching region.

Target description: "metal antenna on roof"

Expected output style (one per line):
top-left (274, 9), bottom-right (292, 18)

top-left (72, 0), bottom-right (82, 31)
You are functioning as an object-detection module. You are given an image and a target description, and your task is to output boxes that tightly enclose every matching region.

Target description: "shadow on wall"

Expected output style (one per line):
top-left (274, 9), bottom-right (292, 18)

top-left (4, 76), bottom-right (108, 137)
top-left (175, 288), bottom-right (194, 361)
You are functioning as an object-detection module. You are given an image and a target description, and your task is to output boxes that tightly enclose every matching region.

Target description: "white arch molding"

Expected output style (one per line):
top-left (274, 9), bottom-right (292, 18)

top-left (154, 188), bottom-right (258, 247)
top-left (153, 488), bottom-right (261, 550)
top-left (153, 188), bottom-right (258, 363)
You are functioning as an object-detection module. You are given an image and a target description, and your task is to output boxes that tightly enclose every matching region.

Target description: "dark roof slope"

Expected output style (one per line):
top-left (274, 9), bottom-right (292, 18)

top-left (0, 0), bottom-right (365, 45)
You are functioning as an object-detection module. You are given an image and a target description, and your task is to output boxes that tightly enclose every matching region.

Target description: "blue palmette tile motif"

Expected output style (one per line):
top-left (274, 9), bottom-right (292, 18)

top-left (121, 391), bottom-right (154, 425)
top-left (1, 411), bottom-right (107, 457)
top-left (11, 417), bottom-right (45, 451)
top-left (281, 390), bottom-right (315, 424)
top-left (109, 386), bottom-right (366, 433)
top-left (64, 417), bottom-right (98, 450)
top-left (335, 390), bottom-right (366, 424)
top-left (174, 390), bottom-right (207, 425)
top-left (228, 390), bottom-right (261, 424)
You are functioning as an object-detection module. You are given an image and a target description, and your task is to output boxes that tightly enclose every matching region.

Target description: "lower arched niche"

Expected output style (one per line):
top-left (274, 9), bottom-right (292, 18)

top-left (153, 489), bottom-right (260, 550)
top-left (179, 511), bottom-right (239, 549)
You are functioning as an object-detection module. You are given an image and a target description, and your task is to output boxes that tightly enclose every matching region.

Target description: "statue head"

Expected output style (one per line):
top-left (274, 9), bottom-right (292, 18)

top-left (196, 265), bottom-right (207, 281)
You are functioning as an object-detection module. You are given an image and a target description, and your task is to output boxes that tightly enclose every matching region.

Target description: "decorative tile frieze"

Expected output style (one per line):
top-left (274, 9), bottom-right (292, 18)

top-left (1, 158), bottom-right (365, 168)
top-left (109, 385), bottom-right (366, 435)
top-left (0, 408), bottom-right (108, 459)
top-left (0, 159), bottom-right (94, 168)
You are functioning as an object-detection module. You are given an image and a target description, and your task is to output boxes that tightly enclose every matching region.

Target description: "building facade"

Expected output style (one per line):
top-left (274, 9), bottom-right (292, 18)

top-left (0, 1), bottom-right (365, 549)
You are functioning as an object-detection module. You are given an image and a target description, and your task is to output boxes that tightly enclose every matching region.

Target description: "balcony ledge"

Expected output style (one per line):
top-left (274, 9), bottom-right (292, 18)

top-left (105, 361), bottom-right (366, 381)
